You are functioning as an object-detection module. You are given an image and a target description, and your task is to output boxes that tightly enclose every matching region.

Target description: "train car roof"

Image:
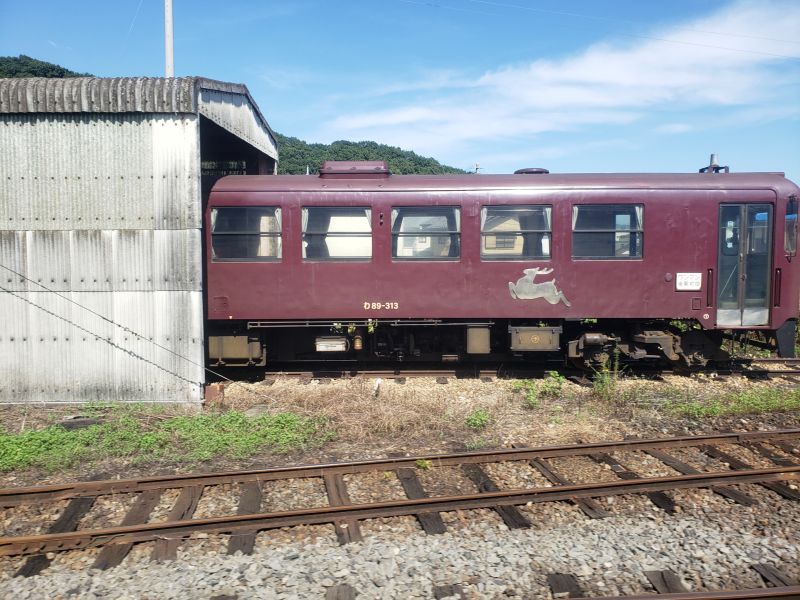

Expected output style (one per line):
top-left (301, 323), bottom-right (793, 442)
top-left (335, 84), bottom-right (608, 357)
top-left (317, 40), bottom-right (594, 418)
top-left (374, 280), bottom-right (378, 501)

top-left (212, 172), bottom-right (799, 195)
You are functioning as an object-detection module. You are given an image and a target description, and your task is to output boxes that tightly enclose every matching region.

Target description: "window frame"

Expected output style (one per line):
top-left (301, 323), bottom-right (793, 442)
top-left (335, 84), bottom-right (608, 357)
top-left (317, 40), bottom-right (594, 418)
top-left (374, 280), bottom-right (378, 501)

top-left (571, 203), bottom-right (644, 260)
top-left (301, 206), bottom-right (373, 261)
top-left (480, 204), bottom-right (552, 261)
top-left (210, 206), bottom-right (282, 262)
top-left (391, 206), bottom-right (461, 261)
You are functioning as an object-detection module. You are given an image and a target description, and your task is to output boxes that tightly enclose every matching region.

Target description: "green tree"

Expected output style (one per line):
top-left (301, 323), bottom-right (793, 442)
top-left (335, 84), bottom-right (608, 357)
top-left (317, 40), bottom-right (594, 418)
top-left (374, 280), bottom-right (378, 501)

top-left (274, 133), bottom-right (466, 175)
top-left (0, 55), bottom-right (92, 78)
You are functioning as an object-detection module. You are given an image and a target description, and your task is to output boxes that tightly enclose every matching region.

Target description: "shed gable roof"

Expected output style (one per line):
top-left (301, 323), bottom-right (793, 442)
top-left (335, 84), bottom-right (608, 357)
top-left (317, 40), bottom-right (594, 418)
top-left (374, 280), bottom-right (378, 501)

top-left (0, 76), bottom-right (277, 159)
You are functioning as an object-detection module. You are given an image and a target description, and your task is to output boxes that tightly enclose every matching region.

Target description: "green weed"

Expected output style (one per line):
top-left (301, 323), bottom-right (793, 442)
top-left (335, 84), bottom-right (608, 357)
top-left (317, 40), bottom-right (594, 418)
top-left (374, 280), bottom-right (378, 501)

top-left (513, 380), bottom-right (540, 409)
top-left (667, 388), bottom-right (800, 418)
top-left (0, 410), bottom-right (330, 473)
top-left (465, 409), bottom-right (491, 430)
top-left (540, 371), bottom-right (567, 398)
top-left (415, 458), bottom-right (432, 470)
top-left (464, 436), bottom-right (492, 450)
top-left (592, 348), bottom-right (622, 402)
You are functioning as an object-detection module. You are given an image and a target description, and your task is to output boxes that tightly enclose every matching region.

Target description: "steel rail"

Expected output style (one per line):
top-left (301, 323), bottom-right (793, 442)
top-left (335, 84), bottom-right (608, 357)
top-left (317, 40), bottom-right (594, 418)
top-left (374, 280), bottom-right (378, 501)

top-left (735, 357), bottom-right (800, 363)
top-left (2, 429), bottom-right (798, 507)
top-left (1, 465), bottom-right (798, 557)
top-left (584, 586), bottom-right (800, 600)
top-left (255, 357), bottom-right (800, 378)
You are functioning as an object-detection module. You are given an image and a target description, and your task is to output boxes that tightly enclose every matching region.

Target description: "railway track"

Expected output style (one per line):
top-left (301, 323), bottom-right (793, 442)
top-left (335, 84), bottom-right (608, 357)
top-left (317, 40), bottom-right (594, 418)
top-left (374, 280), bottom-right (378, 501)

top-left (2, 429), bottom-right (799, 580)
top-left (545, 567), bottom-right (800, 599)
top-left (227, 357), bottom-right (800, 382)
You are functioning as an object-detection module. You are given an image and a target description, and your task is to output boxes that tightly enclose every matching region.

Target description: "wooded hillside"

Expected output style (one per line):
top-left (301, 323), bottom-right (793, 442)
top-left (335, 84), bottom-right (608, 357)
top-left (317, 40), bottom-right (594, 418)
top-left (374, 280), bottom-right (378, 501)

top-left (274, 133), bottom-right (465, 175)
top-left (0, 55), bottom-right (465, 174)
top-left (0, 55), bottom-right (92, 78)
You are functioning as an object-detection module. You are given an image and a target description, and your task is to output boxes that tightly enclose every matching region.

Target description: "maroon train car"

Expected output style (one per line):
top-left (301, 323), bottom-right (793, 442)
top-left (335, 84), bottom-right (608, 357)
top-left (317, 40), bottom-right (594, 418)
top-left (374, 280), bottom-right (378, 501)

top-left (205, 160), bottom-right (800, 369)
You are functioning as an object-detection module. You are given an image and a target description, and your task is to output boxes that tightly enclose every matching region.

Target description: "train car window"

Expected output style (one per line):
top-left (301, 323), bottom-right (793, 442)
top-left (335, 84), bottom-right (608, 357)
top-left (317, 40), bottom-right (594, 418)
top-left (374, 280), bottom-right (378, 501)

top-left (572, 204), bottom-right (643, 259)
top-left (302, 207), bottom-right (372, 260)
top-left (747, 209), bottom-right (770, 254)
top-left (719, 205), bottom-right (740, 257)
top-left (391, 207), bottom-right (460, 260)
top-left (785, 197), bottom-right (797, 255)
top-left (480, 205), bottom-right (551, 259)
top-left (211, 207), bottom-right (281, 261)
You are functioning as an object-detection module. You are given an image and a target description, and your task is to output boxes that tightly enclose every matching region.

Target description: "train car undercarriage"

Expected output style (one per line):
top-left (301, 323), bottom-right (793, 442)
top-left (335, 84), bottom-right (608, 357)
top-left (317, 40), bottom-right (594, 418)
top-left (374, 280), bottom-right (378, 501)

top-left (206, 318), bottom-right (796, 372)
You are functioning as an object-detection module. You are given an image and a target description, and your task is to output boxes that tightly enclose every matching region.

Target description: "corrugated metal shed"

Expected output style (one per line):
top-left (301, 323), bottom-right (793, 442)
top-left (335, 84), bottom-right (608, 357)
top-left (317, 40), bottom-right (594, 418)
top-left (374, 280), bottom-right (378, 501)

top-left (0, 76), bottom-right (278, 404)
top-left (0, 77), bottom-right (278, 161)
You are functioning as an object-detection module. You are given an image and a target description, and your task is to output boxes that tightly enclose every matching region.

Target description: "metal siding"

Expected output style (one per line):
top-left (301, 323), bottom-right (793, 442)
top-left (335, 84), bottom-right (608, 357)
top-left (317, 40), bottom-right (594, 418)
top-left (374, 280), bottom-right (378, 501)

top-left (0, 231), bottom-right (27, 291)
top-left (71, 230), bottom-right (114, 292)
top-left (0, 291), bottom-right (204, 403)
top-left (0, 112), bottom-right (204, 404)
top-left (198, 88), bottom-right (278, 160)
top-left (0, 114), bottom-right (200, 230)
top-left (154, 229), bottom-right (202, 291)
top-left (152, 116), bottom-right (201, 230)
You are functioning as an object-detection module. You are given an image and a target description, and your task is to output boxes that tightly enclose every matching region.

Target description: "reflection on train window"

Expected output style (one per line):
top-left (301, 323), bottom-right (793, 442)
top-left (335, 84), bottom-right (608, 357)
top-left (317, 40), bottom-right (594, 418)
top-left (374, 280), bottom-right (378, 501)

top-left (748, 210), bottom-right (770, 254)
top-left (391, 207), bottom-right (460, 260)
top-left (572, 204), bottom-right (643, 259)
top-left (785, 197), bottom-right (797, 255)
top-left (481, 205), bottom-right (551, 259)
top-left (302, 207), bottom-right (372, 260)
top-left (211, 207), bottom-right (281, 261)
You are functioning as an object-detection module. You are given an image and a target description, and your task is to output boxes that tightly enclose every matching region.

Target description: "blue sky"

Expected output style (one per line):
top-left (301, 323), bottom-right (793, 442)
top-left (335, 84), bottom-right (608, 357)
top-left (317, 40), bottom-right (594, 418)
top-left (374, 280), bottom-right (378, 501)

top-left (1, 0), bottom-right (798, 179)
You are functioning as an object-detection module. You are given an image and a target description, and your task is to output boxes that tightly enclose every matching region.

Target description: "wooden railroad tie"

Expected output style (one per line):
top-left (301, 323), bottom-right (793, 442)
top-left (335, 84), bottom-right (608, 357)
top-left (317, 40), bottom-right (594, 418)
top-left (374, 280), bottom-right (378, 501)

top-left (323, 473), bottom-right (363, 545)
top-left (460, 463), bottom-right (531, 529)
top-left (16, 495), bottom-right (96, 577)
top-left (700, 445), bottom-right (800, 501)
top-left (433, 583), bottom-right (465, 599)
top-left (227, 481), bottom-right (263, 556)
top-left (768, 439), bottom-right (800, 458)
top-left (642, 447), bottom-right (755, 506)
top-left (644, 570), bottom-right (690, 594)
top-left (389, 453), bottom-right (447, 535)
top-left (325, 583), bottom-right (357, 600)
top-left (151, 485), bottom-right (203, 562)
top-left (741, 441), bottom-right (799, 467)
top-left (547, 573), bottom-right (585, 598)
top-left (93, 489), bottom-right (163, 570)
top-left (587, 452), bottom-right (677, 513)
top-left (752, 563), bottom-right (798, 588)
top-left (512, 443), bottom-right (609, 519)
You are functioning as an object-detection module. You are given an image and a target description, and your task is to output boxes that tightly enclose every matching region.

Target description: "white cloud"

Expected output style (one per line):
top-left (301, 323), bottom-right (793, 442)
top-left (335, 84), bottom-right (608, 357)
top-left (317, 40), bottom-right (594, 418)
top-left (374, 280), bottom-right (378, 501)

top-left (655, 123), bottom-right (692, 134)
top-left (312, 0), bottom-right (800, 158)
top-left (257, 68), bottom-right (317, 91)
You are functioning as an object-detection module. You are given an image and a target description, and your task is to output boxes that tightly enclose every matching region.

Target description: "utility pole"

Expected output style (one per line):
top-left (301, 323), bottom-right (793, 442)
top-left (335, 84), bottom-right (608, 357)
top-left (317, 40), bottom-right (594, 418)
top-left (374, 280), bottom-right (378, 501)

top-left (165, 0), bottom-right (174, 77)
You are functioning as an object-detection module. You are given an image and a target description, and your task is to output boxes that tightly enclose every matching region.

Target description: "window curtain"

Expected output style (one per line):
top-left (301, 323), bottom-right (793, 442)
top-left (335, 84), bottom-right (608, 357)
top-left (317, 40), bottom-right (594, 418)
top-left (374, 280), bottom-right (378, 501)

top-left (445, 208), bottom-right (460, 258)
top-left (304, 208), bottom-right (332, 258)
top-left (519, 207), bottom-right (549, 257)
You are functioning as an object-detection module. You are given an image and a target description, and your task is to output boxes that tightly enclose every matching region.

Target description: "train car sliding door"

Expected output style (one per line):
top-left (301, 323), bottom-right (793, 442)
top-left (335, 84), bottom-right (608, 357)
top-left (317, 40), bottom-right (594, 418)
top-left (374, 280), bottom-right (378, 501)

top-left (717, 204), bottom-right (773, 327)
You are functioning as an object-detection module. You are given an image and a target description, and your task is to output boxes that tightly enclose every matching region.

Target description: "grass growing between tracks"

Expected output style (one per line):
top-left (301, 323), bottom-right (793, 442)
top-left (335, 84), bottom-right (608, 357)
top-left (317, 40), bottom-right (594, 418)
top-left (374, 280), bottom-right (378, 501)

top-left (665, 387), bottom-right (800, 419)
top-left (0, 407), bottom-right (331, 473)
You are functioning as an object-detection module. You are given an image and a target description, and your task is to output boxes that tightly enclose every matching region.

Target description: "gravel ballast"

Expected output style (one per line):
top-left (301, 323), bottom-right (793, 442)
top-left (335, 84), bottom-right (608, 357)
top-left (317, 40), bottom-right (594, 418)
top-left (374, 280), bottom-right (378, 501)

top-left (1, 490), bottom-right (797, 599)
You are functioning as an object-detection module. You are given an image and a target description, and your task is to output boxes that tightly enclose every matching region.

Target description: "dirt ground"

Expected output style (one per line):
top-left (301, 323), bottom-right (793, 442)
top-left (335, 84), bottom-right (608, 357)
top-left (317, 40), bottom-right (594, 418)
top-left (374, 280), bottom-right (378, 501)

top-left (1, 372), bottom-right (799, 488)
